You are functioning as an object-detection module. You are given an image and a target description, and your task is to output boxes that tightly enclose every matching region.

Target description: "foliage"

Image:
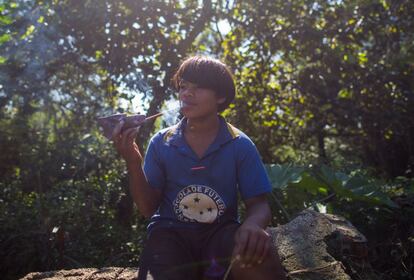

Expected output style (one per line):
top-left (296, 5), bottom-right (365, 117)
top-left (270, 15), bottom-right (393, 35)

top-left (1, 1), bottom-right (217, 278)
top-left (221, 0), bottom-right (414, 178)
top-left (0, 169), bottom-right (147, 279)
top-left (266, 163), bottom-right (414, 279)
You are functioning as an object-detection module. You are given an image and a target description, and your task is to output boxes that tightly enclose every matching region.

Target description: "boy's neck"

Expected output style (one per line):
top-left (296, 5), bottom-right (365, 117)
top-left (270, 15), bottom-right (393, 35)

top-left (185, 114), bottom-right (221, 136)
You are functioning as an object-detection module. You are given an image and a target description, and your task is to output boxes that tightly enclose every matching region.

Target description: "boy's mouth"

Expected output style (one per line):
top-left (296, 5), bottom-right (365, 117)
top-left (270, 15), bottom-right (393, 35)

top-left (181, 101), bottom-right (196, 108)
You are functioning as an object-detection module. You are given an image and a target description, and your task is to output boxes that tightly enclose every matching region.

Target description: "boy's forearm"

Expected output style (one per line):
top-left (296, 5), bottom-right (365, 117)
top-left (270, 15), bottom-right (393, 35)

top-left (126, 160), bottom-right (161, 218)
top-left (243, 195), bottom-right (272, 228)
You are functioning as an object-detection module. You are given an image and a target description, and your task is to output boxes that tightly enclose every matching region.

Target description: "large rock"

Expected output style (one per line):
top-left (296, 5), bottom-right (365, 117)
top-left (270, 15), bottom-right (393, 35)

top-left (21, 210), bottom-right (371, 280)
top-left (21, 267), bottom-right (143, 280)
top-left (271, 209), bottom-right (371, 280)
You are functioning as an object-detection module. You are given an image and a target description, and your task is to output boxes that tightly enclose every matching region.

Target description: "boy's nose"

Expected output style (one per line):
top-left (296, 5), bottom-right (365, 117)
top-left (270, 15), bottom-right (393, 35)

top-left (180, 88), bottom-right (195, 97)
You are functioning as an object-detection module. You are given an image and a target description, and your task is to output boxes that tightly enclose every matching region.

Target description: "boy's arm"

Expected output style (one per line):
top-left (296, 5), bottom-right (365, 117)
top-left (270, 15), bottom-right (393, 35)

top-left (126, 155), bottom-right (163, 218)
top-left (232, 194), bottom-right (272, 267)
top-left (114, 126), bottom-right (162, 218)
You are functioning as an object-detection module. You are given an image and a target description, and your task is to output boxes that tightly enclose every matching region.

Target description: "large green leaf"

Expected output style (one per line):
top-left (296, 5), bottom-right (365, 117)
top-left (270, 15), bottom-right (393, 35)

top-left (265, 164), bottom-right (304, 189)
top-left (317, 166), bottom-right (399, 208)
top-left (292, 171), bottom-right (329, 195)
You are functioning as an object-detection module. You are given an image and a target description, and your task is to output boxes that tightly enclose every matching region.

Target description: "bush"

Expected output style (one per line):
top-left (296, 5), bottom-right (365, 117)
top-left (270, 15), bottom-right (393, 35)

top-left (266, 164), bottom-right (414, 279)
top-left (0, 176), bottom-right (147, 280)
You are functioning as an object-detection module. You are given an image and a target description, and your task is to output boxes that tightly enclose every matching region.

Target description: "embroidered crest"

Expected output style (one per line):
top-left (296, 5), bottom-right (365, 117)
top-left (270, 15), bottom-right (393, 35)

top-left (173, 185), bottom-right (226, 223)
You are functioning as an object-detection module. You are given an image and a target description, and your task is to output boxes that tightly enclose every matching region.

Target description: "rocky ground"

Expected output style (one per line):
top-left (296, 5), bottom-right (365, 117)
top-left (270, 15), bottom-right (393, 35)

top-left (21, 210), bottom-right (374, 280)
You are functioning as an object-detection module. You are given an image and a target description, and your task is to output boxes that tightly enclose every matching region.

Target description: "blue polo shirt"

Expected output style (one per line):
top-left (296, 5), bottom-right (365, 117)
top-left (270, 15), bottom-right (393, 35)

top-left (143, 116), bottom-right (271, 229)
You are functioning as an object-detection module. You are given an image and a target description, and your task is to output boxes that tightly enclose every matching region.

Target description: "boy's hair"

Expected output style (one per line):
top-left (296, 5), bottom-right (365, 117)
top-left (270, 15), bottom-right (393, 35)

top-left (172, 56), bottom-right (235, 112)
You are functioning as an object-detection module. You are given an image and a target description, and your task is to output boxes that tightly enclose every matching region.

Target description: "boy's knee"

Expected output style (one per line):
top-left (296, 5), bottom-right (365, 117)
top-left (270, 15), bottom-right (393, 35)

top-left (231, 250), bottom-right (286, 280)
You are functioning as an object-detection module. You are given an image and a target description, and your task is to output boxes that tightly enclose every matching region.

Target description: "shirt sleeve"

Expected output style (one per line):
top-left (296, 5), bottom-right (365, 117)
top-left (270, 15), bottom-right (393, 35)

top-left (143, 136), bottom-right (165, 190)
top-left (236, 138), bottom-right (272, 200)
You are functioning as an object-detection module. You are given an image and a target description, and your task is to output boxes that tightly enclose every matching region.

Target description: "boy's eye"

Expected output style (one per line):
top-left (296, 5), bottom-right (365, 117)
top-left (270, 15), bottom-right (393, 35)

top-left (179, 83), bottom-right (198, 91)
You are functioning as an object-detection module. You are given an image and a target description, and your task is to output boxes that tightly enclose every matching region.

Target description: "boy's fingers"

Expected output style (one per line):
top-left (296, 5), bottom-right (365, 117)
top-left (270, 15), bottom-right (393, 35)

top-left (112, 134), bottom-right (122, 151)
top-left (243, 234), bottom-right (257, 266)
top-left (232, 231), bottom-right (248, 260)
top-left (232, 233), bottom-right (241, 258)
top-left (111, 120), bottom-right (125, 140)
top-left (232, 244), bottom-right (241, 261)
top-left (234, 231), bottom-right (252, 267)
top-left (250, 237), bottom-right (265, 266)
top-left (125, 127), bottom-right (139, 141)
top-left (258, 238), bottom-right (271, 265)
top-left (121, 129), bottom-right (133, 147)
top-left (112, 133), bottom-right (119, 144)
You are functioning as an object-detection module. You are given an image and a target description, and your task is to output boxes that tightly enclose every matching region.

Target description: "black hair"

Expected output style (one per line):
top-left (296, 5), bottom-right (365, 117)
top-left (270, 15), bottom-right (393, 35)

top-left (172, 56), bottom-right (235, 112)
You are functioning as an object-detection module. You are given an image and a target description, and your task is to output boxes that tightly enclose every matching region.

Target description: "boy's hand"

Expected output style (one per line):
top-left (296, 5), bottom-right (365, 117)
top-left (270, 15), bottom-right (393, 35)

top-left (232, 220), bottom-right (271, 268)
top-left (113, 122), bottom-right (142, 165)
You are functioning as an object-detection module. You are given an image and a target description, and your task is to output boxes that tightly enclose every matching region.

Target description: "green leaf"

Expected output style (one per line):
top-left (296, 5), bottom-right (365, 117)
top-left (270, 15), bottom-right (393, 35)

top-left (265, 164), bottom-right (304, 189)
top-left (358, 51), bottom-right (368, 66)
top-left (0, 33), bottom-right (12, 44)
top-left (337, 89), bottom-right (353, 99)
top-left (345, 176), bottom-right (370, 191)
top-left (293, 171), bottom-right (328, 195)
top-left (0, 15), bottom-right (13, 25)
top-left (95, 50), bottom-right (103, 60)
top-left (20, 25), bottom-right (35, 40)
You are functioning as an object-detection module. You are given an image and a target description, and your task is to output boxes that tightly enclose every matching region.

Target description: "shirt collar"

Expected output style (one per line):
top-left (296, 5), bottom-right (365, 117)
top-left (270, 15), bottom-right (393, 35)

top-left (163, 118), bottom-right (186, 147)
top-left (163, 116), bottom-right (240, 150)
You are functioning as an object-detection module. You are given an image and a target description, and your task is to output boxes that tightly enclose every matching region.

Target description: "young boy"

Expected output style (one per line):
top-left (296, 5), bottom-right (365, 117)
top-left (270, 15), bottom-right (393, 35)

top-left (114, 56), bottom-right (286, 280)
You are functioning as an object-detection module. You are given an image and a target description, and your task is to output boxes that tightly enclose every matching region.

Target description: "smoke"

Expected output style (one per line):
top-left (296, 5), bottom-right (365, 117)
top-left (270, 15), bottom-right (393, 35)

top-left (161, 99), bottom-right (180, 126)
top-left (1, 6), bottom-right (60, 91)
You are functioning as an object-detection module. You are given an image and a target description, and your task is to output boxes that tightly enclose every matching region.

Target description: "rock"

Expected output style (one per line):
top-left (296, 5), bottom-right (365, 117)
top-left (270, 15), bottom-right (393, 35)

top-left (21, 267), bottom-right (146, 280)
top-left (21, 210), bottom-right (371, 280)
top-left (271, 209), bottom-right (372, 280)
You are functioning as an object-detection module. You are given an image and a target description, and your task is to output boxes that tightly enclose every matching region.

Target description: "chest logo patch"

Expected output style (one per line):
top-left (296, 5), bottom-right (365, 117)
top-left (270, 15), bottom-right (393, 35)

top-left (173, 185), bottom-right (226, 223)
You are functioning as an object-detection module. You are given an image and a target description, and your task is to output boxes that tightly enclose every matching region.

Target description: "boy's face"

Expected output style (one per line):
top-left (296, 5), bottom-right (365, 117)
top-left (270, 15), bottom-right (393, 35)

top-left (178, 79), bottom-right (225, 119)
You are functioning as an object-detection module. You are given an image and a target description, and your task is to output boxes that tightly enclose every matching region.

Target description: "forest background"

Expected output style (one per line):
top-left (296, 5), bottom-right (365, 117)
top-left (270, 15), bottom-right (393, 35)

top-left (1, 0), bottom-right (413, 279)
